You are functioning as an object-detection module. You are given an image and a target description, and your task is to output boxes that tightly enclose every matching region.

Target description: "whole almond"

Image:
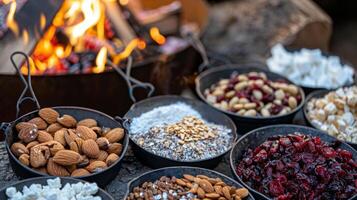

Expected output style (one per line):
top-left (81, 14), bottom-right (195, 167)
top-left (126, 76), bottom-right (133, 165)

top-left (77, 118), bottom-right (97, 128)
top-left (199, 179), bottom-right (214, 193)
top-left (18, 124), bottom-right (38, 143)
top-left (236, 188), bottom-right (249, 198)
top-left (197, 187), bottom-right (205, 198)
top-left (74, 138), bottom-right (84, 154)
top-left (107, 143), bottom-right (123, 155)
top-left (97, 150), bottom-right (108, 161)
top-left (86, 161), bottom-right (107, 173)
top-left (222, 186), bottom-right (231, 199)
top-left (106, 153), bottom-right (119, 166)
top-left (30, 145), bottom-right (50, 168)
top-left (19, 154), bottom-right (30, 166)
top-left (214, 185), bottom-right (223, 195)
top-left (57, 115), bottom-right (77, 128)
top-left (54, 129), bottom-right (67, 146)
top-left (53, 150), bottom-right (81, 166)
top-left (69, 142), bottom-right (80, 153)
top-left (37, 130), bottom-right (54, 143)
top-left (28, 117), bottom-right (47, 130)
top-left (176, 178), bottom-right (187, 186)
top-left (16, 122), bottom-right (35, 132)
top-left (26, 141), bottom-right (39, 151)
top-left (47, 158), bottom-right (70, 176)
top-left (205, 193), bottom-right (220, 198)
top-left (46, 123), bottom-right (63, 134)
top-left (39, 108), bottom-right (59, 124)
top-left (76, 126), bottom-right (97, 140)
top-left (11, 142), bottom-right (29, 157)
top-left (64, 129), bottom-right (79, 146)
top-left (82, 139), bottom-right (100, 158)
top-left (105, 128), bottom-right (124, 143)
top-left (183, 174), bottom-right (195, 182)
top-left (96, 137), bottom-right (110, 150)
top-left (71, 168), bottom-right (90, 177)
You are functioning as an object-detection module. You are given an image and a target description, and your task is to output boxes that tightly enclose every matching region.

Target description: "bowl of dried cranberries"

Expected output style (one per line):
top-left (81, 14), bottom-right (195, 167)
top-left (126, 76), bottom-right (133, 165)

top-left (230, 124), bottom-right (357, 200)
top-left (196, 65), bottom-right (305, 133)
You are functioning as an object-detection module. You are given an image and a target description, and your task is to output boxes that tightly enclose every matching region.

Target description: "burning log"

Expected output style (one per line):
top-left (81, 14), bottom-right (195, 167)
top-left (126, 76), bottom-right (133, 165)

top-left (202, 0), bottom-right (332, 62)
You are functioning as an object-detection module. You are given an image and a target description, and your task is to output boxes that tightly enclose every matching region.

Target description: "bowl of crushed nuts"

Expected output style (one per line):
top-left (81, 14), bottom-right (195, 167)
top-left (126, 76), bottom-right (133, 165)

top-left (1, 107), bottom-right (129, 187)
top-left (124, 95), bottom-right (237, 168)
top-left (124, 166), bottom-right (255, 200)
top-left (0, 177), bottom-right (114, 200)
top-left (196, 65), bottom-right (305, 133)
top-left (304, 87), bottom-right (357, 149)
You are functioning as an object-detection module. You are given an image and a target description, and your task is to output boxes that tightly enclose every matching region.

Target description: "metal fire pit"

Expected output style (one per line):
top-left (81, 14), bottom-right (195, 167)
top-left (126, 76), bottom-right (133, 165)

top-left (0, 0), bottom-right (208, 122)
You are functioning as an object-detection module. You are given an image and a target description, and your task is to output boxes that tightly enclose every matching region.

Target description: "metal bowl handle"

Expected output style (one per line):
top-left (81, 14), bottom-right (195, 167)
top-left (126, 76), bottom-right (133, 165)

top-left (114, 116), bottom-right (131, 130)
top-left (10, 52), bottom-right (41, 118)
top-left (107, 56), bottom-right (155, 103)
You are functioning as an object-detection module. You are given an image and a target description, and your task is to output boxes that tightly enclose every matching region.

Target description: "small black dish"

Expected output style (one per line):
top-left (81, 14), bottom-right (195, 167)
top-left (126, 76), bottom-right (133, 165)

top-left (2, 107), bottom-right (129, 188)
top-left (229, 124), bottom-right (357, 200)
top-left (124, 95), bottom-right (237, 169)
top-left (303, 89), bottom-right (357, 150)
top-left (195, 65), bottom-right (305, 134)
top-left (0, 177), bottom-right (114, 199)
top-left (124, 166), bottom-right (255, 200)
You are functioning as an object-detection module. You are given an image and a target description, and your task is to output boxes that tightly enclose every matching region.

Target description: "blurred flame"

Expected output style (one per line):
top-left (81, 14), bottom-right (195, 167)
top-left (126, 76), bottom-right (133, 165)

top-left (40, 13), bottom-right (47, 31)
top-left (2, 0), bottom-right (13, 4)
top-left (94, 47), bottom-right (108, 73)
top-left (20, 57), bottom-right (36, 75)
top-left (66, 0), bottom-right (101, 44)
top-left (6, 1), bottom-right (19, 35)
top-left (55, 46), bottom-right (65, 58)
top-left (113, 38), bottom-right (143, 64)
top-left (22, 29), bottom-right (29, 45)
top-left (119, 0), bottom-right (129, 6)
top-left (150, 27), bottom-right (166, 45)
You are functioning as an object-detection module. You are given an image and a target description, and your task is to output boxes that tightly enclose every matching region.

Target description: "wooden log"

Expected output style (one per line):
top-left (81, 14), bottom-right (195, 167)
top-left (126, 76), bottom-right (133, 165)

top-left (202, 0), bottom-right (332, 63)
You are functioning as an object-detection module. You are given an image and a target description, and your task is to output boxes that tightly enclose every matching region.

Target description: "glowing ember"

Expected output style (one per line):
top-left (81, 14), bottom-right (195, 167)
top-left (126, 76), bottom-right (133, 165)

top-left (6, 0), bottom-right (19, 36)
top-left (94, 47), bottom-right (107, 73)
top-left (150, 27), bottom-right (166, 45)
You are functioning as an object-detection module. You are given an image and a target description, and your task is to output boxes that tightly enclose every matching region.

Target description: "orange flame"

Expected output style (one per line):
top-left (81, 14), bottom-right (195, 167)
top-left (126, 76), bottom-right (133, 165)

top-left (119, 0), bottom-right (129, 6)
top-left (113, 39), bottom-right (145, 64)
top-left (40, 13), bottom-right (47, 31)
top-left (6, 0), bottom-right (19, 36)
top-left (94, 47), bottom-right (108, 73)
top-left (150, 27), bottom-right (166, 45)
top-left (22, 29), bottom-right (29, 45)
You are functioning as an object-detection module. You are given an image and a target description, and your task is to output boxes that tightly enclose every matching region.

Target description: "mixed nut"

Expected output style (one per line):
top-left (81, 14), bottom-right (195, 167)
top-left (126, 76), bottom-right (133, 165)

top-left (126, 174), bottom-right (249, 200)
top-left (306, 86), bottom-right (357, 144)
top-left (204, 71), bottom-right (302, 117)
top-left (11, 108), bottom-right (124, 177)
top-left (236, 133), bottom-right (357, 200)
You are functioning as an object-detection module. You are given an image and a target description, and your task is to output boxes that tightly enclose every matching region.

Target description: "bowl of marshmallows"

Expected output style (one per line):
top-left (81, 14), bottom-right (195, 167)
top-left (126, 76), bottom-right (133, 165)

top-left (266, 44), bottom-right (355, 94)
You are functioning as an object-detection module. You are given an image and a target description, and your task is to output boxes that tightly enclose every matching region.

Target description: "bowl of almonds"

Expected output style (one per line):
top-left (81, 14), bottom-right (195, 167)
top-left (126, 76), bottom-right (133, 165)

top-left (124, 166), bottom-right (255, 200)
top-left (3, 107), bottom-right (129, 187)
top-left (196, 65), bottom-right (305, 133)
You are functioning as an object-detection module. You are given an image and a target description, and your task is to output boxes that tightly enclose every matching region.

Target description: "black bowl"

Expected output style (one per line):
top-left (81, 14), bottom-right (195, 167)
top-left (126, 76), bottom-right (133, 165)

top-left (229, 124), bottom-right (357, 200)
top-left (124, 166), bottom-right (255, 200)
top-left (0, 177), bottom-right (114, 199)
top-left (195, 65), bottom-right (305, 134)
top-left (124, 95), bottom-right (237, 169)
top-left (303, 89), bottom-right (357, 150)
top-left (3, 106), bottom-right (129, 188)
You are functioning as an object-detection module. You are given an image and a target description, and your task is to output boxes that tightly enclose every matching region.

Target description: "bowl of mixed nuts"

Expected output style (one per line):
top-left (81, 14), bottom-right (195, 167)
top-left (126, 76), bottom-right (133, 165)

top-left (3, 107), bottom-right (129, 187)
top-left (230, 125), bottom-right (357, 200)
top-left (124, 166), bottom-right (255, 200)
top-left (304, 87), bottom-right (357, 149)
top-left (124, 95), bottom-right (237, 168)
top-left (196, 65), bottom-right (305, 133)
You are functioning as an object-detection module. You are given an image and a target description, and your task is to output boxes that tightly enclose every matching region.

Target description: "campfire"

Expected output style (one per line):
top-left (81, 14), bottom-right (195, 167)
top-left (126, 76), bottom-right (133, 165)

top-left (13, 0), bottom-right (171, 75)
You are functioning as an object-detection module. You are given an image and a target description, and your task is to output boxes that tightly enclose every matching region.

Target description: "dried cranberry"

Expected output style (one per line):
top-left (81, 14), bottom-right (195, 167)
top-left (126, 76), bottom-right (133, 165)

top-left (269, 179), bottom-right (285, 196)
top-left (270, 104), bottom-right (284, 115)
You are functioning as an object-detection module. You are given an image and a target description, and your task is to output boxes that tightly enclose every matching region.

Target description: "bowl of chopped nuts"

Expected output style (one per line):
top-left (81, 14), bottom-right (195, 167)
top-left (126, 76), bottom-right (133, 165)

top-left (0, 177), bottom-right (114, 199)
top-left (195, 65), bottom-right (305, 133)
top-left (230, 124), bottom-right (357, 200)
top-left (303, 87), bottom-right (357, 149)
top-left (124, 166), bottom-right (255, 200)
top-left (124, 95), bottom-right (237, 168)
